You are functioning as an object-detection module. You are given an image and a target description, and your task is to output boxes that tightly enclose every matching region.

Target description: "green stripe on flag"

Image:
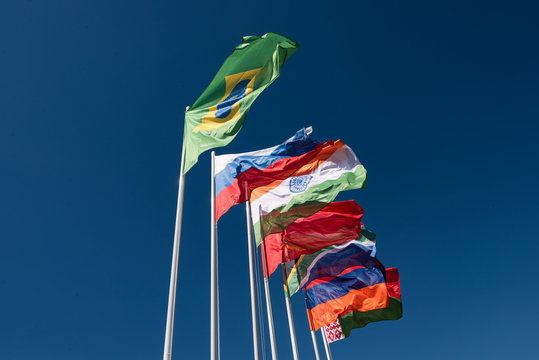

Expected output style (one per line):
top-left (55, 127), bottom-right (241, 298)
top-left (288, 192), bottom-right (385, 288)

top-left (338, 297), bottom-right (403, 337)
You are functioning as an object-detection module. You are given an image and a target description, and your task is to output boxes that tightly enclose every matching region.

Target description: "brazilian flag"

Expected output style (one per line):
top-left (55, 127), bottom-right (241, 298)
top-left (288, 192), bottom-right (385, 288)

top-left (182, 32), bottom-right (299, 174)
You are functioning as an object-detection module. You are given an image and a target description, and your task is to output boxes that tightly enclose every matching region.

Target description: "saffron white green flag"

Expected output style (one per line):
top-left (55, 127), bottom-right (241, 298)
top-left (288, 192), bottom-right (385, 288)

top-left (249, 140), bottom-right (367, 245)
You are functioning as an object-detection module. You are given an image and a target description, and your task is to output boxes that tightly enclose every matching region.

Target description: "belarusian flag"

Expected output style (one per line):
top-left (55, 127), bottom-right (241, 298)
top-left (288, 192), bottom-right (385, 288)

top-left (324, 267), bottom-right (403, 343)
top-left (182, 33), bottom-right (299, 174)
top-left (250, 140), bottom-right (367, 244)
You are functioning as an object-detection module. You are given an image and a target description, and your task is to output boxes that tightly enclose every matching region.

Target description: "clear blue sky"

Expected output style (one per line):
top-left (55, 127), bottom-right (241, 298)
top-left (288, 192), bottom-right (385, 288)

top-left (1, 1), bottom-right (538, 359)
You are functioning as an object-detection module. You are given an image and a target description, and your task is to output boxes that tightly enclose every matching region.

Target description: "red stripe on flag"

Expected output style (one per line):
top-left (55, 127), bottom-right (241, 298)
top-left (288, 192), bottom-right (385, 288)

top-left (304, 265), bottom-right (367, 290)
top-left (262, 200), bottom-right (364, 276)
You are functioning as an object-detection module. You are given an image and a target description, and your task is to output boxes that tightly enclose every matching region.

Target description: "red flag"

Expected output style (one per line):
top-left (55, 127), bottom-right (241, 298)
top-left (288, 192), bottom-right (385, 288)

top-left (262, 200), bottom-right (364, 277)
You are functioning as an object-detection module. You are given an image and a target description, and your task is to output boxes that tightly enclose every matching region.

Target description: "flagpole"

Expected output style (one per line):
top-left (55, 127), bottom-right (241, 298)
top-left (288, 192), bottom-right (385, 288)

top-left (259, 235), bottom-right (279, 359)
top-left (310, 331), bottom-right (321, 360)
top-left (245, 183), bottom-right (260, 360)
top-left (211, 151), bottom-right (219, 360)
top-left (321, 327), bottom-right (333, 360)
top-left (281, 263), bottom-right (299, 360)
top-left (163, 107), bottom-right (189, 360)
top-left (302, 290), bottom-right (321, 360)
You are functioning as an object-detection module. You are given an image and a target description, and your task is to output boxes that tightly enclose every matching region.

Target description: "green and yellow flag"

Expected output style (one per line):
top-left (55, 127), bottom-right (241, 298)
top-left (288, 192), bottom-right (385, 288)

top-left (182, 32), bottom-right (299, 174)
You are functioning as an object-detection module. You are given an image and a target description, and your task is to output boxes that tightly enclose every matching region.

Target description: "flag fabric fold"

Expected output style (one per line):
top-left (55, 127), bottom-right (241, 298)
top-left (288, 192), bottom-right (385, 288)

top-left (263, 200), bottom-right (364, 277)
top-left (214, 127), bottom-right (320, 221)
top-left (284, 237), bottom-right (377, 296)
top-left (250, 140), bottom-right (367, 244)
top-left (182, 32), bottom-right (299, 174)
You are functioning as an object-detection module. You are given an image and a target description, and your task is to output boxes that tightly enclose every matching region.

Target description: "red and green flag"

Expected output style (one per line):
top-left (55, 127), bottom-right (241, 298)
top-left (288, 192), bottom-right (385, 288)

top-left (324, 267), bottom-right (403, 343)
top-left (263, 200), bottom-right (365, 277)
top-left (283, 237), bottom-right (402, 332)
top-left (182, 33), bottom-right (299, 174)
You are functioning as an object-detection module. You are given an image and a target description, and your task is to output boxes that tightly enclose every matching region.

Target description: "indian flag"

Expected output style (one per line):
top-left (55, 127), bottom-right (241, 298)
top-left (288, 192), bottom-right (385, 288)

top-left (250, 140), bottom-right (367, 245)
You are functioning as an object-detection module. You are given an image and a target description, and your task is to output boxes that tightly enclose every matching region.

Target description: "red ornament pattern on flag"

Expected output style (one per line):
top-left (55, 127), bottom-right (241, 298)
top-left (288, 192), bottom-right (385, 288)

top-left (324, 321), bottom-right (344, 343)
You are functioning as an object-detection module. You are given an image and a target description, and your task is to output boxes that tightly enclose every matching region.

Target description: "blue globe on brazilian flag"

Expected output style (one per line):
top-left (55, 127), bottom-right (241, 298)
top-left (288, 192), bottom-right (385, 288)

top-left (182, 33), bottom-right (299, 174)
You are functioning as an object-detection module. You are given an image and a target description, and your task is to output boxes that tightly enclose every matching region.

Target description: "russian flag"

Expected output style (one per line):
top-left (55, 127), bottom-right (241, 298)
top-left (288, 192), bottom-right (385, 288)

top-left (214, 128), bottom-right (320, 221)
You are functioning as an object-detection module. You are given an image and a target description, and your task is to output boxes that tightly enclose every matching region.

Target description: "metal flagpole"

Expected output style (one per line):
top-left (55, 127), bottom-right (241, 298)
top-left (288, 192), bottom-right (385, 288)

top-left (303, 287), bottom-right (321, 360)
top-left (310, 331), bottom-right (321, 360)
top-left (163, 106), bottom-right (189, 360)
top-left (216, 227), bottom-right (221, 360)
top-left (210, 151), bottom-right (219, 360)
top-left (245, 183), bottom-right (260, 360)
top-left (321, 327), bottom-right (333, 360)
top-left (281, 264), bottom-right (299, 360)
top-left (257, 225), bottom-right (279, 359)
